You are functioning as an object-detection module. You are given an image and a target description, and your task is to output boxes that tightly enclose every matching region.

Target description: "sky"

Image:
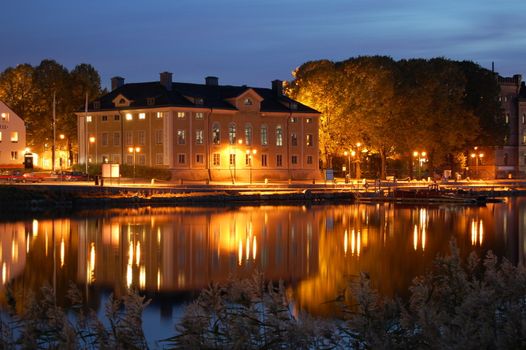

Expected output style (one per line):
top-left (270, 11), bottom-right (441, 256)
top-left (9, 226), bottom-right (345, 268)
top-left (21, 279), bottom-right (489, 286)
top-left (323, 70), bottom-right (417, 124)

top-left (1, 0), bottom-right (526, 90)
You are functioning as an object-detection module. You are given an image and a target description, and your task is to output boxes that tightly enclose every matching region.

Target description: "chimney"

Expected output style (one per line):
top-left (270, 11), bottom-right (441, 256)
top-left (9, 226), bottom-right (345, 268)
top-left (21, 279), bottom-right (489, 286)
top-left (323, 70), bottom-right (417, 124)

top-left (111, 76), bottom-right (125, 91)
top-left (160, 72), bottom-right (173, 91)
top-left (272, 79), bottom-right (283, 96)
top-left (205, 76), bottom-right (219, 86)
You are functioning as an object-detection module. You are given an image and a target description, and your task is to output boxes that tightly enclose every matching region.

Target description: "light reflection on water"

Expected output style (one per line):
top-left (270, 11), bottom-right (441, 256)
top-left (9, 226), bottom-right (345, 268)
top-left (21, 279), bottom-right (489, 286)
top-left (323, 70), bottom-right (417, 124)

top-left (0, 198), bottom-right (525, 341)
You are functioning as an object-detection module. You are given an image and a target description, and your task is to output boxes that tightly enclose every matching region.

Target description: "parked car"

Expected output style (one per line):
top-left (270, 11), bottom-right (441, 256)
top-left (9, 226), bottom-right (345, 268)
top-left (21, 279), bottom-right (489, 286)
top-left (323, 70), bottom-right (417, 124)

top-left (0, 170), bottom-right (24, 183)
top-left (59, 171), bottom-right (89, 181)
top-left (23, 172), bottom-right (58, 182)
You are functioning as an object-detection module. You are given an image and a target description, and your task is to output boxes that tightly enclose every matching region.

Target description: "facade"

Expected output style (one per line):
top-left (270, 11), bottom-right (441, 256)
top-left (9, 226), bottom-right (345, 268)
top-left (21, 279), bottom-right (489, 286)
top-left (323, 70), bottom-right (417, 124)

top-left (77, 73), bottom-right (320, 181)
top-left (0, 100), bottom-right (26, 167)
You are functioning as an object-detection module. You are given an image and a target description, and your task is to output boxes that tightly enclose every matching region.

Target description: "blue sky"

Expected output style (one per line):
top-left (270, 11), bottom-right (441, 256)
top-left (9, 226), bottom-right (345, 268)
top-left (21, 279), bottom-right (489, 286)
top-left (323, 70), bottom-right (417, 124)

top-left (1, 0), bottom-right (525, 90)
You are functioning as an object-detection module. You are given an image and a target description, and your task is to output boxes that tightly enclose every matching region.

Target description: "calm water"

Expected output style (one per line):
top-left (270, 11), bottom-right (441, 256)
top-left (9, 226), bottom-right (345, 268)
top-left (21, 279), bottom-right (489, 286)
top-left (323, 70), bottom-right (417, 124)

top-left (0, 198), bottom-right (525, 343)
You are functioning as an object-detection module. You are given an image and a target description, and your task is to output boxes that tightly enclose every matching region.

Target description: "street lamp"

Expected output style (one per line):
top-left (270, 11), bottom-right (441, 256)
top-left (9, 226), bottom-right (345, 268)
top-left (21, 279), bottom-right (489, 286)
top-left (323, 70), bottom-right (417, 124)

top-left (246, 148), bottom-right (257, 184)
top-left (355, 143), bottom-right (363, 179)
top-left (470, 152), bottom-right (484, 179)
top-left (87, 136), bottom-right (96, 175)
top-left (413, 151), bottom-right (427, 179)
top-left (128, 146), bottom-right (141, 183)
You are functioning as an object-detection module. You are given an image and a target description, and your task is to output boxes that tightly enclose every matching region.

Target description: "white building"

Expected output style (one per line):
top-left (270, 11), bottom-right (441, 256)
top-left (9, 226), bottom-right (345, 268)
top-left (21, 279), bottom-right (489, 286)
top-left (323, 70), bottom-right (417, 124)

top-left (0, 100), bottom-right (26, 166)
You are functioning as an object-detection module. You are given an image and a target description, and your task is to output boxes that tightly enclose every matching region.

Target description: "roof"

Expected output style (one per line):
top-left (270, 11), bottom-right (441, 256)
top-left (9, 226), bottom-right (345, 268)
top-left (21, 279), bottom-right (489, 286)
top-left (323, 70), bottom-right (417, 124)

top-left (83, 81), bottom-right (319, 114)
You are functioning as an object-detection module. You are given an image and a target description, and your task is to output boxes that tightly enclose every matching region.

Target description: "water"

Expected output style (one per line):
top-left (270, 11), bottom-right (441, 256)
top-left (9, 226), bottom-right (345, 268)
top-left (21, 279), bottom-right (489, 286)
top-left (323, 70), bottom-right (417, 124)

top-left (0, 198), bottom-right (525, 344)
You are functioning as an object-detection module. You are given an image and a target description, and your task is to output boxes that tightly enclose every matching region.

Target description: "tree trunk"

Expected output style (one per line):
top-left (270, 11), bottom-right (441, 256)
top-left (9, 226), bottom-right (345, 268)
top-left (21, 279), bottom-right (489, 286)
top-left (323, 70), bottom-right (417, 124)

top-left (380, 148), bottom-right (387, 179)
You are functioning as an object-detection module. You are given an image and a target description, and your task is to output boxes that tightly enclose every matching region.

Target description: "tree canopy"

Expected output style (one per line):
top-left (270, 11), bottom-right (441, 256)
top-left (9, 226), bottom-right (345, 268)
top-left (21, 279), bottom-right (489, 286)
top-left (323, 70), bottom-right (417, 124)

top-left (0, 60), bottom-right (101, 154)
top-left (286, 56), bottom-right (503, 178)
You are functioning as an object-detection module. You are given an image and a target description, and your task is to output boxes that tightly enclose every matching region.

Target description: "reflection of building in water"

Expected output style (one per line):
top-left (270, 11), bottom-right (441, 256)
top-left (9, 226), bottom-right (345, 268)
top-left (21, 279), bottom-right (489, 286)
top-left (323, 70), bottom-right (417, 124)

top-left (0, 222), bottom-right (27, 288)
top-left (76, 207), bottom-right (319, 295)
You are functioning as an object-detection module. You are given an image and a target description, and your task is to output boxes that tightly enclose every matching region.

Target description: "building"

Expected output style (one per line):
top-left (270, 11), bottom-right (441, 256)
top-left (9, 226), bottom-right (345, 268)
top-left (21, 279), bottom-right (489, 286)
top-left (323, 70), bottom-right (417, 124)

top-left (77, 73), bottom-right (320, 181)
top-left (0, 100), bottom-right (26, 167)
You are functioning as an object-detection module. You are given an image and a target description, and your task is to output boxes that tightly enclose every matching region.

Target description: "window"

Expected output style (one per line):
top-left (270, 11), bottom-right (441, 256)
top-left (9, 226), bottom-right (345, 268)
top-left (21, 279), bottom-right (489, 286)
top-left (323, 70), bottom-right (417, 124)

top-left (10, 132), bottom-right (18, 142)
top-left (244, 98), bottom-right (252, 106)
top-left (261, 154), bottom-right (268, 167)
top-left (195, 130), bottom-right (203, 144)
top-left (213, 153), bottom-right (220, 166)
top-left (126, 155), bottom-right (133, 165)
top-left (276, 125), bottom-right (283, 146)
top-left (102, 133), bottom-right (109, 146)
top-left (245, 154), bottom-right (251, 166)
top-left (155, 130), bottom-right (163, 144)
top-left (147, 97), bottom-right (155, 106)
top-left (276, 154), bottom-right (283, 167)
top-left (156, 153), bottom-right (163, 165)
top-left (178, 154), bottom-right (186, 164)
top-left (212, 123), bottom-right (220, 144)
top-left (291, 133), bottom-right (298, 146)
top-left (0, 132), bottom-right (2, 142)
top-left (93, 101), bottom-right (101, 110)
top-left (306, 134), bottom-right (313, 147)
top-left (111, 154), bottom-right (121, 163)
top-left (11, 151), bottom-right (17, 160)
top-left (156, 112), bottom-right (164, 119)
top-left (195, 112), bottom-right (204, 119)
top-left (196, 154), bottom-right (204, 164)
top-left (523, 132), bottom-right (526, 145)
top-left (290, 117), bottom-right (298, 123)
top-left (261, 125), bottom-right (268, 146)
top-left (245, 124), bottom-right (252, 145)
top-left (306, 118), bottom-right (312, 124)
top-left (114, 114), bottom-right (120, 121)
top-left (138, 131), bottom-right (146, 145)
top-left (177, 112), bottom-right (185, 119)
top-left (126, 113), bottom-right (133, 121)
top-left (101, 115), bottom-right (108, 122)
top-left (102, 156), bottom-right (109, 164)
top-left (138, 155), bottom-right (146, 165)
top-left (86, 115), bottom-right (92, 122)
top-left (229, 123), bottom-right (236, 144)
top-left (504, 153), bottom-right (509, 166)
top-left (307, 155), bottom-right (313, 165)
top-left (523, 114), bottom-right (525, 124)
top-left (505, 113), bottom-right (509, 124)
top-left (195, 98), bottom-right (204, 105)
top-left (139, 113), bottom-right (146, 120)
top-left (125, 131), bottom-right (133, 146)
top-left (291, 155), bottom-right (298, 165)
top-left (229, 154), bottom-right (236, 166)
top-left (177, 130), bottom-right (186, 145)
top-left (1, 113), bottom-right (8, 121)
top-left (290, 103), bottom-right (298, 110)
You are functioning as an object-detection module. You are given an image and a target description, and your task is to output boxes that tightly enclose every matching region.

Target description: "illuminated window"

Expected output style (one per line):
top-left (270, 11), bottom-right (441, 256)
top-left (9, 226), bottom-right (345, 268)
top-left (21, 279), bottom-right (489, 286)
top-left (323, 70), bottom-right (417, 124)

top-left (523, 132), bottom-right (526, 144)
top-left (1, 113), bottom-right (9, 121)
top-left (177, 112), bottom-right (185, 119)
top-left (155, 130), bottom-right (163, 144)
top-left (244, 98), bottom-right (252, 106)
top-left (261, 154), bottom-right (268, 167)
top-left (306, 118), bottom-right (312, 124)
top-left (113, 132), bottom-right (121, 146)
top-left (291, 155), bottom-right (298, 164)
top-left (177, 130), bottom-right (186, 145)
top-left (156, 112), bottom-right (163, 119)
top-left (178, 154), bottom-right (186, 164)
top-left (0, 131), bottom-right (2, 142)
top-left (195, 130), bottom-right (203, 144)
top-left (196, 154), bottom-right (204, 164)
top-left (505, 113), bottom-right (509, 124)
top-left (213, 153), bottom-right (220, 166)
top-left (10, 132), bottom-right (18, 142)
top-left (195, 112), bottom-right (204, 119)
top-left (229, 123), bottom-right (236, 144)
top-left (101, 115), bottom-right (108, 122)
top-left (291, 133), bottom-right (297, 146)
top-left (126, 113), bottom-right (133, 121)
top-left (307, 155), bottom-right (313, 165)
top-left (276, 125), bottom-right (283, 146)
top-left (306, 134), bottom-right (313, 147)
top-left (212, 123), bottom-right (220, 144)
top-left (138, 131), bottom-right (146, 145)
top-left (290, 117), bottom-right (297, 123)
top-left (261, 125), bottom-right (268, 146)
top-left (139, 113), bottom-right (146, 120)
top-left (245, 124), bottom-right (252, 145)
top-left (276, 154), bottom-right (283, 167)
top-left (86, 115), bottom-right (92, 122)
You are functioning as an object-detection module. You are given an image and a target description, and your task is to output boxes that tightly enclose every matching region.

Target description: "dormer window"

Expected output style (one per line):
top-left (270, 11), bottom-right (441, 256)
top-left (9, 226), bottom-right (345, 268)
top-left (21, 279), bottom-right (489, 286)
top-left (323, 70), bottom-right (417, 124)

top-left (93, 101), bottom-right (101, 110)
top-left (119, 98), bottom-right (126, 104)
top-left (195, 97), bottom-right (204, 105)
top-left (290, 102), bottom-right (298, 110)
top-left (243, 98), bottom-right (253, 106)
top-left (147, 97), bottom-right (155, 106)
top-left (1, 113), bottom-right (9, 121)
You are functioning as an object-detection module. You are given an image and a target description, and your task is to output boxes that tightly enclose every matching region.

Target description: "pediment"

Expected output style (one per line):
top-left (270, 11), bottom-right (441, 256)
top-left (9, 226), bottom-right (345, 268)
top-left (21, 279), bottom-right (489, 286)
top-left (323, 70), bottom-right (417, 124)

top-left (112, 94), bottom-right (132, 107)
top-left (227, 88), bottom-right (263, 111)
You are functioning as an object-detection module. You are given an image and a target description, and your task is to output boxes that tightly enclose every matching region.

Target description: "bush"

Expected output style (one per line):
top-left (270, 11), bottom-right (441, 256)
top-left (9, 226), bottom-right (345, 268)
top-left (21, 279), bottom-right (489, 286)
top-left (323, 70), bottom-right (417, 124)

top-left (73, 163), bottom-right (172, 181)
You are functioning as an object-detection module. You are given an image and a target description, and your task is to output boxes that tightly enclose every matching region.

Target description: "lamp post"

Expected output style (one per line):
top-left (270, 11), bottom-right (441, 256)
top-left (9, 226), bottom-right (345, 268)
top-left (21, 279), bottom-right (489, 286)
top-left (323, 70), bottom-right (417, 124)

top-left (355, 142), bottom-right (362, 179)
top-left (128, 146), bottom-right (141, 183)
top-left (88, 136), bottom-right (96, 175)
top-left (246, 148), bottom-right (257, 184)
top-left (413, 151), bottom-right (427, 179)
top-left (470, 152), bottom-right (484, 179)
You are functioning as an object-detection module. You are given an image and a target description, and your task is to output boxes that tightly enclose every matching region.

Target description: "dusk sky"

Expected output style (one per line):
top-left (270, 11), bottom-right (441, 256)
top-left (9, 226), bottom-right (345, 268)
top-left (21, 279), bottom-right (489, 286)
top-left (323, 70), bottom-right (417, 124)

top-left (2, 0), bottom-right (526, 90)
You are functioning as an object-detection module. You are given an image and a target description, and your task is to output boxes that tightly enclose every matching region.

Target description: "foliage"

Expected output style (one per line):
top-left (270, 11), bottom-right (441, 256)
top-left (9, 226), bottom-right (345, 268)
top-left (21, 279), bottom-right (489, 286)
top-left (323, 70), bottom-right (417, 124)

top-left (287, 56), bottom-right (503, 178)
top-left (0, 60), bottom-right (101, 154)
top-left (0, 283), bottom-right (149, 349)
